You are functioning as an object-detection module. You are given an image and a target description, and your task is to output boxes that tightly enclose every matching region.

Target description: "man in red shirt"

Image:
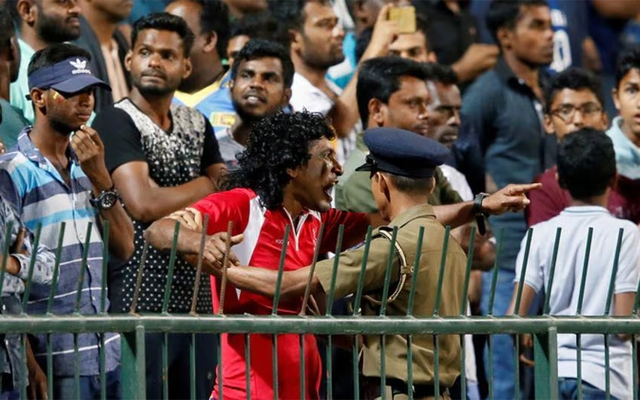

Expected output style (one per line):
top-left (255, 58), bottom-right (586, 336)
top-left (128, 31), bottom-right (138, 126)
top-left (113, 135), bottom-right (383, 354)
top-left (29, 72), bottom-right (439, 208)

top-left (146, 110), bottom-right (539, 399)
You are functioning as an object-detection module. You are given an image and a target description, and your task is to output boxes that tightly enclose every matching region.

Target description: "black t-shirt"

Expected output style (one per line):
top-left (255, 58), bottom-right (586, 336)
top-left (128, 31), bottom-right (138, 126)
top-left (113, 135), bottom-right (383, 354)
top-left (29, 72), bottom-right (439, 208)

top-left (92, 98), bottom-right (222, 313)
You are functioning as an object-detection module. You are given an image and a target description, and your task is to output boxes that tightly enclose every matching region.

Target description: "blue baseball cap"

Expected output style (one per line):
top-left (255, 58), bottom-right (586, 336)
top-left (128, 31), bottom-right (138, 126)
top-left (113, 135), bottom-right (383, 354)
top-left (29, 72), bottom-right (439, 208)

top-left (27, 56), bottom-right (111, 95)
top-left (355, 127), bottom-right (450, 178)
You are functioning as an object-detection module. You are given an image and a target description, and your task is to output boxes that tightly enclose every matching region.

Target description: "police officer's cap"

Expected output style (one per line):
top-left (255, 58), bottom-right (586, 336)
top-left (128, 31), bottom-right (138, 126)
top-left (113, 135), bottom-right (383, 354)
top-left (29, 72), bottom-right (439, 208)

top-left (355, 127), bottom-right (450, 178)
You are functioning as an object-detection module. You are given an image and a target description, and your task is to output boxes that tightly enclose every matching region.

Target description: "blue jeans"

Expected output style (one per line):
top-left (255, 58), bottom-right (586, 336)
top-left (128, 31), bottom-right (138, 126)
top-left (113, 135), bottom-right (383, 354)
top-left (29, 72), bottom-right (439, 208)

top-left (54, 366), bottom-right (121, 400)
top-left (558, 378), bottom-right (618, 400)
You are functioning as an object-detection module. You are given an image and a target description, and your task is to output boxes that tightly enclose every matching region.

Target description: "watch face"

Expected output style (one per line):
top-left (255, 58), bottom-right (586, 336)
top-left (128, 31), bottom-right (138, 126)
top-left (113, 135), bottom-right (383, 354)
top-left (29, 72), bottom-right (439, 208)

top-left (100, 192), bottom-right (118, 209)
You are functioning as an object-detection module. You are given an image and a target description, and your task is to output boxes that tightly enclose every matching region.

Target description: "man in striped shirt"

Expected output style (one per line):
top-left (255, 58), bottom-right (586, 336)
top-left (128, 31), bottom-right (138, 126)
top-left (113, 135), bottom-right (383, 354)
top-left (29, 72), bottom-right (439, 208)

top-left (0, 43), bottom-right (134, 399)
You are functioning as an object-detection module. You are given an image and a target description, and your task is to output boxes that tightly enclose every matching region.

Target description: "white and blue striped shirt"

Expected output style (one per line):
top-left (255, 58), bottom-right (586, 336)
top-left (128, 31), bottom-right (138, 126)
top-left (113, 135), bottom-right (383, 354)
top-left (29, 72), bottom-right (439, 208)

top-left (0, 129), bottom-right (119, 377)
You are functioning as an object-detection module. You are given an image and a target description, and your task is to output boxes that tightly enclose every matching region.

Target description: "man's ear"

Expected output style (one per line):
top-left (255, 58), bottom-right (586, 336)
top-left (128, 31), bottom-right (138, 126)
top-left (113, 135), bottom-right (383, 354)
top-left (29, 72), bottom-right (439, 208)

top-left (428, 51), bottom-right (437, 63)
top-left (610, 171), bottom-right (619, 191)
top-left (30, 88), bottom-right (46, 110)
top-left (543, 114), bottom-right (554, 134)
top-left (17, 0), bottom-right (35, 26)
top-left (124, 50), bottom-right (133, 72)
top-left (282, 88), bottom-right (292, 106)
top-left (612, 87), bottom-right (621, 112)
top-left (286, 166), bottom-right (301, 179)
top-left (496, 27), bottom-right (512, 50)
top-left (289, 29), bottom-right (303, 53)
top-left (378, 173), bottom-right (391, 201)
top-left (368, 98), bottom-right (385, 127)
top-left (203, 31), bottom-right (218, 55)
top-left (183, 58), bottom-right (193, 79)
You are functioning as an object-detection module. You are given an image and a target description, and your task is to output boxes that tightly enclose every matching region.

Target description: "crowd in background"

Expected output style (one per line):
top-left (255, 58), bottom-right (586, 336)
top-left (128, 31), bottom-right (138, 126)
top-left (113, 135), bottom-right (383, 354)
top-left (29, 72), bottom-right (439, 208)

top-left (0, 0), bottom-right (640, 399)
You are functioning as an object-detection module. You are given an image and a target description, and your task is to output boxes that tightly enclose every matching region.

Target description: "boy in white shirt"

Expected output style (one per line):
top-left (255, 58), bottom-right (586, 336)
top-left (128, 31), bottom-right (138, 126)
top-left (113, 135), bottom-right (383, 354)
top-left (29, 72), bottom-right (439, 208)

top-left (509, 127), bottom-right (640, 400)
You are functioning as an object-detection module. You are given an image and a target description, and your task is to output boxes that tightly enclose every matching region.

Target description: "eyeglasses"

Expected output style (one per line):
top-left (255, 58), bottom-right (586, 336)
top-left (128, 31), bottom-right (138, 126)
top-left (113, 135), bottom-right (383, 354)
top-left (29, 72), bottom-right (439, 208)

top-left (550, 103), bottom-right (603, 123)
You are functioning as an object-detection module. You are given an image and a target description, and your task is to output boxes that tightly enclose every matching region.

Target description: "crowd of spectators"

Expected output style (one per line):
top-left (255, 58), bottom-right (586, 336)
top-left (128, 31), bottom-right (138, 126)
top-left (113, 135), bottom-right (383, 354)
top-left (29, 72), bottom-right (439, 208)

top-left (0, 0), bottom-right (640, 399)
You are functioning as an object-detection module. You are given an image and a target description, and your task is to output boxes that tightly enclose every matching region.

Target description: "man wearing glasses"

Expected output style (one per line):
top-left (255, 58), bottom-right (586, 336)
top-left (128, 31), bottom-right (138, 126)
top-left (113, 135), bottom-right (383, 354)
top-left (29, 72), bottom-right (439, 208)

top-left (526, 67), bottom-right (616, 226)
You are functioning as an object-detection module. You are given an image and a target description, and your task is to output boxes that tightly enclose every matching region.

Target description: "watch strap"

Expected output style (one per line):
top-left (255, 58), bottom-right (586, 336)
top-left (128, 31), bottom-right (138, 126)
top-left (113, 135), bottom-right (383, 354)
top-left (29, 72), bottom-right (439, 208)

top-left (473, 193), bottom-right (489, 235)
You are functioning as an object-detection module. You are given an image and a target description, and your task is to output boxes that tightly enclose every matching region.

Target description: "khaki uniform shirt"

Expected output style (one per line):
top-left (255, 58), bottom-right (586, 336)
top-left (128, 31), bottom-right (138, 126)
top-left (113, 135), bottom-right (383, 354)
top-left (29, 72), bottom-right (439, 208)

top-left (335, 134), bottom-right (463, 212)
top-left (315, 204), bottom-right (468, 387)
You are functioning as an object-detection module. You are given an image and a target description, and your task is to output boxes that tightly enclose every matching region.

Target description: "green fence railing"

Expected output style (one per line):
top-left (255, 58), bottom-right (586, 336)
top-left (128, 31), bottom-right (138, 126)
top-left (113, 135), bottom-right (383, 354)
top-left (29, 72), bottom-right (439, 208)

top-left (0, 220), bottom-right (639, 400)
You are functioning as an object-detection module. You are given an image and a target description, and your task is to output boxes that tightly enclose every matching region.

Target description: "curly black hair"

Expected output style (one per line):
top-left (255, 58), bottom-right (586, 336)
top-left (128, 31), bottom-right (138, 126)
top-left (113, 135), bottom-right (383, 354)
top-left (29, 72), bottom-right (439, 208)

top-left (221, 110), bottom-right (336, 209)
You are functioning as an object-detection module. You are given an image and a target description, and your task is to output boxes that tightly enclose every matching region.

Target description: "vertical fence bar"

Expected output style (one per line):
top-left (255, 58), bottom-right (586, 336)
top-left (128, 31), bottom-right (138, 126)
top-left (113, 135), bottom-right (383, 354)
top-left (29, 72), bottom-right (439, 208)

top-left (218, 220), bottom-right (233, 315)
top-left (46, 223), bottom-right (65, 400)
top-left (513, 228), bottom-right (533, 315)
top-left (576, 227), bottom-right (594, 400)
top-left (513, 228), bottom-right (533, 400)
top-left (379, 227), bottom-right (398, 317)
top-left (216, 328), bottom-right (223, 400)
top-left (487, 229), bottom-right (504, 400)
top-left (190, 215), bottom-right (210, 315)
top-left (271, 226), bottom-right (290, 400)
top-left (542, 228), bottom-right (562, 315)
top-left (129, 240), bottom-right (149, 314)
top-left (352, 226), bottom-right (373, 400)
top-left (633, 334), bottom-right (638, 400)
top-left (379, 227), bottom-right (399, 400)
top-left (603, 229), bottom-right (624, 400)
top-left (300, 224), bottom-right (325, 316)
top-left (74, 223), bottom-right (92, 313)
top-left (162, 222), bottom-right (181, 314)
top-left (20, 334), bottom-right (27, 400)
top-left (407, 227), bottom-right (426, 400)
top-left (299, 334), bottom-right (306, 399)
top-left (20, 223), bottom-right (41, 310)
top-left (433, 226), bottom-right (450, 316)
top-left (459, 225), bottom-right (476, 400)
top-left (190, 333), bottom-right (196, 400)
top-left (75, 333), bottom-right (80, 399)
top-left (325, 224), bottom-right (345, 400)
top-left (432, 226), bottom-right (451, 400)
top-left (100, 221), bottom-right (110, 400)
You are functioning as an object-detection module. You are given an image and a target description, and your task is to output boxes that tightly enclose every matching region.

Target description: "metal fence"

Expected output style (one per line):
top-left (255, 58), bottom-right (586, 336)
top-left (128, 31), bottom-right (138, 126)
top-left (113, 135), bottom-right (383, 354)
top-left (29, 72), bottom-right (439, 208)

top-left (1, 220), bottom-right (640, 400)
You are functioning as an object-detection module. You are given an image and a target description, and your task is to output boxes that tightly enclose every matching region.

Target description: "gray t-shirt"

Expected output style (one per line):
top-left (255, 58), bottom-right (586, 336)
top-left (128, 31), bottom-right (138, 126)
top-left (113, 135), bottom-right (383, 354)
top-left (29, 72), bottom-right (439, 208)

top-left (218, 128), bottom-right (245, 171)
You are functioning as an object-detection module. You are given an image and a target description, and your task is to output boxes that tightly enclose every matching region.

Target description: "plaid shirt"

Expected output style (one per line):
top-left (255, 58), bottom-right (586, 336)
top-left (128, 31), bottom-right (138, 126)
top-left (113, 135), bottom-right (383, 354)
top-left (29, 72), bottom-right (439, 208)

top-left (0, 129), bottom-right (119, 377)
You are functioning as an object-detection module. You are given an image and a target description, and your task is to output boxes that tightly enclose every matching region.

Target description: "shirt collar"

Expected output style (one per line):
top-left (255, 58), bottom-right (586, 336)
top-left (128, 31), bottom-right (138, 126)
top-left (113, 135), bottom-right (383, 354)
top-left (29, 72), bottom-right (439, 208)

top-left (17, 127), bottom-right (78, 170)
top-left (388, 204), bottom-right (436, 229)
top-left (494, 57), bottom-right (549, 93)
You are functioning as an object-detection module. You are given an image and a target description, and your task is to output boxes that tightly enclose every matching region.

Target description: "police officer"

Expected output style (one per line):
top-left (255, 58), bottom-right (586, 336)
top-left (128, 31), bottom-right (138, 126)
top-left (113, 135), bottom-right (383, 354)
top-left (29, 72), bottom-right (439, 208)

top-left (217, 127), bottom-right (467, 400)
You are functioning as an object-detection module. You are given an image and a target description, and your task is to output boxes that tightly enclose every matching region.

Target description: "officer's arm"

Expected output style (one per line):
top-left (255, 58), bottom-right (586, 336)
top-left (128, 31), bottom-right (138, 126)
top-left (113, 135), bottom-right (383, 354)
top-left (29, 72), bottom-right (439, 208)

top-left (433, 183), bottom-right (542, 229)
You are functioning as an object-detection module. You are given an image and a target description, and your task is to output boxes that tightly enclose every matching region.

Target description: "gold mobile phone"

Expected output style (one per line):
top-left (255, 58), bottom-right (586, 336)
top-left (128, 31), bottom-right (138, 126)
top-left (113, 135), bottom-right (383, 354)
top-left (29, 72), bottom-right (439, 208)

top-left (389, 5), bottom-right (417, 34)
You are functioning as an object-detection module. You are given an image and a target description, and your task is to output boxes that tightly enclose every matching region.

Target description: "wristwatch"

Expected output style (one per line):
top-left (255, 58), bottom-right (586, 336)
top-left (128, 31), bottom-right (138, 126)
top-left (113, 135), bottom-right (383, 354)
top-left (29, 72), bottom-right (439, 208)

top-left (90, 186), bottom-right (120, 211)
top-left (473, 193), bottom-right (490, 235)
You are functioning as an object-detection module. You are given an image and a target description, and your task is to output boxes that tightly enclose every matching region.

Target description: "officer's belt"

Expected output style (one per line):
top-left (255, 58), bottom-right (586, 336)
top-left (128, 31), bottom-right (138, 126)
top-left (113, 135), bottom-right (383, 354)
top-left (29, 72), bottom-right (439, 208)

top-left (363, 226), bottom-right (411, 305)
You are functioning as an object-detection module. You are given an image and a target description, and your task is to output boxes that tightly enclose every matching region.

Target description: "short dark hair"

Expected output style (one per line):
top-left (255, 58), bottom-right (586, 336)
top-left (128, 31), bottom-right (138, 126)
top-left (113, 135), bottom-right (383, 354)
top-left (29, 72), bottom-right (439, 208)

top-left (616, 45), bottom-right (640, 88)
top-left (357, 57), bottom-right (431, 128)
top-left (221, 110), bottom-right (336, 209)
top-left (557, 128), bottom-right (616, 200)
top-left (231, 39), bottom-right (294, 88)
top-left (131, 12), bottom-right (195, 57)
top-left (230, 11), bottom-right (291, 51)
top-left (4, 0), bottom-right (20, 26)
top-left (545, 67), bottom-right (603, 113)
top-left (0, 4), bottom-right (15, 53)
top-left (28, 43), bottom-right (91, 77)
top-left (486, 0), bottom-right (548, 43)
top-left (384, 173), bottom-right (435, 195)
top-left (270, 0), bottom-right (330, 31)
top-left (197, 0), bottom-right (230, 60)
top-left (427, 63), bottom-right (458, 85)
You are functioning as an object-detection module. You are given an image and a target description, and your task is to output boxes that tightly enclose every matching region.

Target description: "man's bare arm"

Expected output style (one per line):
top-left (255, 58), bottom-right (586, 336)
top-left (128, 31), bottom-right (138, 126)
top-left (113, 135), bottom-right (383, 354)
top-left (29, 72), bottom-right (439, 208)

top-left (226, 266), bottom-right (318, 302)
top-left (112, 161), bottom-right (223, 223)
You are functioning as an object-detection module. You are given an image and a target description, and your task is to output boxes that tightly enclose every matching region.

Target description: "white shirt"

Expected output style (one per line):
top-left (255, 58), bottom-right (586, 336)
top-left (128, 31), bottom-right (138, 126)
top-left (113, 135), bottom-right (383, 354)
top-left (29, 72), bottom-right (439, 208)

top-left (440, 164), bottom-right (473, 201)
top-left (290, 73), bottom-right (356, 165)
top-left (515, 206), bottom-right (640, 399)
